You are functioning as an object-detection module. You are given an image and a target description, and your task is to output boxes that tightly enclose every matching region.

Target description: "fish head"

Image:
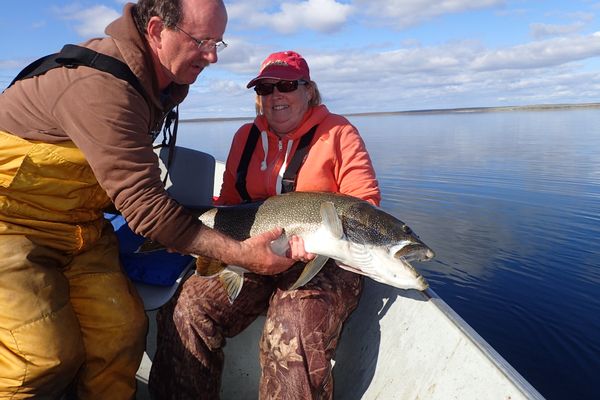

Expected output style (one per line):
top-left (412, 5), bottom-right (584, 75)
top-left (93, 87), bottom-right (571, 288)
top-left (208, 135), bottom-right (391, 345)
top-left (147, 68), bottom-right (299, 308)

top-left (374, 222), bottom-right (434, 291)
top-left (346, 240), bottom-right (431, 291)
top-left (339, 201), bottom-right (435, 291)
top-left (390, 238), bottom-right (434, 288)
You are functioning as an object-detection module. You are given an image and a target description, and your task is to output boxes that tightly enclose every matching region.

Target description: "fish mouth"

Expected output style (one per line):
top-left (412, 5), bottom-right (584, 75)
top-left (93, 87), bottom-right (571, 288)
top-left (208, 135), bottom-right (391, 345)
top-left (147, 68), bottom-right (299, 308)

top-left (396, 257), bottom-right (430, 290)
top-left (415, 275), bottom-right (429, 290)
top-left (394, 243), bottom-right (435, 262)
top-left (391, 243), bottom-right (433, 291)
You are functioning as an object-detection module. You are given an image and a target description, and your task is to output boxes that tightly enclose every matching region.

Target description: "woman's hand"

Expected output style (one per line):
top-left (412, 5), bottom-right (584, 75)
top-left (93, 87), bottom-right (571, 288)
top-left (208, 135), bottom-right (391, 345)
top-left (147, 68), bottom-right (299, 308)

top-left (287, 235), bottom-right (316, 263)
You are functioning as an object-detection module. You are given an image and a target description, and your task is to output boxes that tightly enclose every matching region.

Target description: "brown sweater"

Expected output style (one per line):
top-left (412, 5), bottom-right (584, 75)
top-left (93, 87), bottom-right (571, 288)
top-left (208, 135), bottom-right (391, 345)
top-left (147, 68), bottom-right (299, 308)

top-left (0, 4), bottom-right (205, 252)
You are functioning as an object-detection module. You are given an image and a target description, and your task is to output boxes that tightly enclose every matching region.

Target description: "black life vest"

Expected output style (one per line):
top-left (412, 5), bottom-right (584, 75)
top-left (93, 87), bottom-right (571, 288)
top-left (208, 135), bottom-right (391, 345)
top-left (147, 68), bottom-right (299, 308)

top-left (5, 44), bottom-right (147, 98)
top-left (235, 124), bottom-right (318, 202)
top-left (5, 44), bottom-right (179, 180)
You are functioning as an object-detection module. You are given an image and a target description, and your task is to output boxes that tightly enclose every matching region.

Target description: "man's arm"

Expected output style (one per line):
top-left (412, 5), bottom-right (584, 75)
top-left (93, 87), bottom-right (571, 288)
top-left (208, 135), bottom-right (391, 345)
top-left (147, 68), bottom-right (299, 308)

top-left (184, 224), bottom-right (294, 275)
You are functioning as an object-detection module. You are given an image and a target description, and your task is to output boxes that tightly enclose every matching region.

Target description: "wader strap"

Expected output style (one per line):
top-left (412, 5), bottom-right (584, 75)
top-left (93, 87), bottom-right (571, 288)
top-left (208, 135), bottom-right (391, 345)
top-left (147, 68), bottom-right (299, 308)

top-left (159, 106), bottom-right (180, 186)
top-left (5, 44), bottom-right (147, 98)
top-left (235, 124), bottom-right (319, 201)
top-left (281, 125), bottom-right (318, 193)
top-left (235, 124), bottom-right (261, 203)
top-left (6, 44), bottom-right (180, 184)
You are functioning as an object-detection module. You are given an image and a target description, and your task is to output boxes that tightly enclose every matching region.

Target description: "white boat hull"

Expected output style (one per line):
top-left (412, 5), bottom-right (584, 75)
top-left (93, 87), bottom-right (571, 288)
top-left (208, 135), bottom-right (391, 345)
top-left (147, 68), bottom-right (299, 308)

top-left (217, 284), bottom-right (543, 399)
top-left (134, 152), bottom-right (544, 399)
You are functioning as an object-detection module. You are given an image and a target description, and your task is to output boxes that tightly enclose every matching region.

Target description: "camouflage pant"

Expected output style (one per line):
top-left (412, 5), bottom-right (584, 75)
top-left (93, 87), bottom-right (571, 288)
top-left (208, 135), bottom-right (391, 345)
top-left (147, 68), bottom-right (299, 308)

top-left (148, 261), bottom-right (362, 400)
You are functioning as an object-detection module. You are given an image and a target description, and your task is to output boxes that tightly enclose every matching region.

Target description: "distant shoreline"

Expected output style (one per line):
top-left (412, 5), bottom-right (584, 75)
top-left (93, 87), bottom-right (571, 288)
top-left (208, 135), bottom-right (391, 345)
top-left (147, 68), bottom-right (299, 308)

top-left (181, 102), bottom-right (600, 123)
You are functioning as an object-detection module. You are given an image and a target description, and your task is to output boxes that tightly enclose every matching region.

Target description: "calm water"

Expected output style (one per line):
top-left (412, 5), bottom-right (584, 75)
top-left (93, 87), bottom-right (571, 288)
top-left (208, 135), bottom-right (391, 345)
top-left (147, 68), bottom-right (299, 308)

top-left (176, 108), bottom-right (600, 400)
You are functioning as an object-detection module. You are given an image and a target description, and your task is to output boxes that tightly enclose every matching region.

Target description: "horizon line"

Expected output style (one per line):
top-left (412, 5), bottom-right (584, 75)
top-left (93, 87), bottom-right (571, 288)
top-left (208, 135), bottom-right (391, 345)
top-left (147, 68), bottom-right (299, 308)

top-left (180, 102), bottom-right (600, 124)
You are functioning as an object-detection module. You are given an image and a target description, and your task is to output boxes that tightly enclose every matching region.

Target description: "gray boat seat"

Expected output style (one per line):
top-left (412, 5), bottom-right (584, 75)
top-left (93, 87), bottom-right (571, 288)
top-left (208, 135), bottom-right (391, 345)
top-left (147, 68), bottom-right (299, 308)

top-left (133, 146), bottom-right (215, 311)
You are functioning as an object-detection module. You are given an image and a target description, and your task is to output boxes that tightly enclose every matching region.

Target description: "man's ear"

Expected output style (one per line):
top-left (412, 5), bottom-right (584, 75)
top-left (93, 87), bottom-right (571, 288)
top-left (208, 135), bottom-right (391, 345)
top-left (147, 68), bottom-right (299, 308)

top-left (146, 16), bottom-right (164, 49)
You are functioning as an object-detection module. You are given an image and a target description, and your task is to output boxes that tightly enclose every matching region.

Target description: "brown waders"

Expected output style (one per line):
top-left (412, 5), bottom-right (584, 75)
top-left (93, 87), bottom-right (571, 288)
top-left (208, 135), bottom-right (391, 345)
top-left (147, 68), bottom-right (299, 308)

top-left (149, 261), bottom-right (362, 400)
top-left (0, 131), bottom-right (147, 398)
top-left (0, 229), bottom-right (148, 398)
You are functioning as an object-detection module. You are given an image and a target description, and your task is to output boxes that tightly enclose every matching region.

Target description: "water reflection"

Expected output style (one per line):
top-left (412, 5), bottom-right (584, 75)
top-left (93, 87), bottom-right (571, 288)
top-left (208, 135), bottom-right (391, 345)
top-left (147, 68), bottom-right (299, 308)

top-left (177, 109), bottom-right (600, 400)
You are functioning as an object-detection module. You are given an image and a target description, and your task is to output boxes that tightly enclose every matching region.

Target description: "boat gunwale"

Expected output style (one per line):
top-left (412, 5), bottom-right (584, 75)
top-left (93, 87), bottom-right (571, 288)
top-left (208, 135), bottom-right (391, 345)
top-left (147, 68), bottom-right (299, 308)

top-left (424, 288), bottom-right (545, 399)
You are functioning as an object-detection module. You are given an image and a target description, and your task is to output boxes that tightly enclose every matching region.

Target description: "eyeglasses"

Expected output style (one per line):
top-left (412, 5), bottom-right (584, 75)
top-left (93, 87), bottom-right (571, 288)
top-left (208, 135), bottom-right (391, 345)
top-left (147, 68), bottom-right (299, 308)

top-left (254, 80), bottom-right (307, 96)
top-left (175, 25), bottom-right (228, 53)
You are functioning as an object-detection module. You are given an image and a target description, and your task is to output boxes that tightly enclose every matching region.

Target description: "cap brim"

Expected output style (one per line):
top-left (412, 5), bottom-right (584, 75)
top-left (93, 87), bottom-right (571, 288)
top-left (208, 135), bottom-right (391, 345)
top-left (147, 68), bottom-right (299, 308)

top-left (246, 70), bottom-right (306, 88)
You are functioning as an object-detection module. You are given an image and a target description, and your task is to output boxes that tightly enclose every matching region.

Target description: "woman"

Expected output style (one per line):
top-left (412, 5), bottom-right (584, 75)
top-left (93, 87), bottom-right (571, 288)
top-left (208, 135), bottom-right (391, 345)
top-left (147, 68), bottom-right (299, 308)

top-left (149, 50), bottom-right (380, 399)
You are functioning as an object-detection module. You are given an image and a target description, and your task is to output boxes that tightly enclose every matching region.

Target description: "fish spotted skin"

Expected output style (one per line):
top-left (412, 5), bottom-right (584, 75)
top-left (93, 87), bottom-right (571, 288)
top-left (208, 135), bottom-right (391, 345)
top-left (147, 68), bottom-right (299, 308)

top-left (193, 191), bottom-right (434, 301)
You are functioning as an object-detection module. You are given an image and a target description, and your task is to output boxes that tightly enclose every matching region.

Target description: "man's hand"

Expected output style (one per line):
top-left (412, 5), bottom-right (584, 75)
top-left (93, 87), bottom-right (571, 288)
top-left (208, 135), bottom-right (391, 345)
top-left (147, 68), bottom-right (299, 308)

top-left (240, 227), bottom-right (295, 275)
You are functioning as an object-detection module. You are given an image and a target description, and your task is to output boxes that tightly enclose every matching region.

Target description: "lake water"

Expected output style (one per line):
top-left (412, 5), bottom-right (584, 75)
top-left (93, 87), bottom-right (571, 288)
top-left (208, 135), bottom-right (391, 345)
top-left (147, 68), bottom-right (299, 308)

top-left (175, 108), bottom-right (600, 400)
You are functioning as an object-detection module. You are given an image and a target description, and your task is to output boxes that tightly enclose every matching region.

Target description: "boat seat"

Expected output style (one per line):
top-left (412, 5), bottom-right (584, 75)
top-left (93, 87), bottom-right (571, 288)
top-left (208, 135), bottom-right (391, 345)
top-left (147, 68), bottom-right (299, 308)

top-left (106, 146), bottom-right (216, 311)
top-left (156, 145), bottom-right (216, 209)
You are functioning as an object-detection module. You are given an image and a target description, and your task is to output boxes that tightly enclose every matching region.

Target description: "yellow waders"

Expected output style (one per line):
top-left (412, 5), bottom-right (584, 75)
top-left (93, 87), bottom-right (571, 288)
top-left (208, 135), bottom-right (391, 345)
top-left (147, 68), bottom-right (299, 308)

top-left (0, 131), bottom-right (148, 399)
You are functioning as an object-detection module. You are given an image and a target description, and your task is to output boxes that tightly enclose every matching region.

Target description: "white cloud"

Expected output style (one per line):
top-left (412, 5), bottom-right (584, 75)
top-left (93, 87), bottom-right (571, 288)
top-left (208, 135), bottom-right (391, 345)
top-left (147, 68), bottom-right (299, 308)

top-left (354, 0), bottom-right (506, 29)
top-left (194, 31), bottom-right (600, 117)
top-left (228, 0), bottom-right (354, 34)
top-left (209, 79), bottom-right (247, 96)
top-left (56, 5), bottom-right (120, 37)
top-left (530, 22), bottom-right (586, 39)
top-left (472, 33), bottom-right (600, 70)
top-left (23, 0), bottom-right (596, 118)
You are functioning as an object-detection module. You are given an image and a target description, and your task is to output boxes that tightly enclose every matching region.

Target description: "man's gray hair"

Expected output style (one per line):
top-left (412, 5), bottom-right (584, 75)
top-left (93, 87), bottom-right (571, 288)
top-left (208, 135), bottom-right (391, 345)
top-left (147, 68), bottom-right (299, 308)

top-left (133, 0), bottom-right (183, 33)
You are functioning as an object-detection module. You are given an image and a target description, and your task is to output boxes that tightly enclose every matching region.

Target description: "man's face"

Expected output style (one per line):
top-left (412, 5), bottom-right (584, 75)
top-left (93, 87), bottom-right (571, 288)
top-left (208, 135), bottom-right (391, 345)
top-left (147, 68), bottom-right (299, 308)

top-left (158, 0), bottom-right (227, 85)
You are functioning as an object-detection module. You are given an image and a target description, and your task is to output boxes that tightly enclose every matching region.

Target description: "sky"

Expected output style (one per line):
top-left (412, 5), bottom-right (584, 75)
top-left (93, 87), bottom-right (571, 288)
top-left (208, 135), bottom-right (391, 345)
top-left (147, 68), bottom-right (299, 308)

top-left (1, 0), bottom-right (599, 119)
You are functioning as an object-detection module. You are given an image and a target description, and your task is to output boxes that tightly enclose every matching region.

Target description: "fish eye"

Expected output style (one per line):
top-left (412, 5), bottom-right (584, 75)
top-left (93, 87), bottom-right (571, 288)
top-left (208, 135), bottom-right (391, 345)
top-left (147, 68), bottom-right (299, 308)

top-left (402, 225), bottom-right (412, 234)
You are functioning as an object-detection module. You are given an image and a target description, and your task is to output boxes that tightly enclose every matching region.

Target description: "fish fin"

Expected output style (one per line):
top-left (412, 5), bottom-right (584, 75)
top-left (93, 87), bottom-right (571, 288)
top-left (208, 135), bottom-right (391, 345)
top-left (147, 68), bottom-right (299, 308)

top-left (270, 232), bottom-right (290, 256)
top-left (195, 256), bottom-right (227, 277)
top-left (320, 202), bottom-right (344, 239)
top-left (136, 239), bottom-right (166, 253)
top-left (218, 267), bottom-right (245, 304)
top-left (288, 255), bottom-right (329, 290)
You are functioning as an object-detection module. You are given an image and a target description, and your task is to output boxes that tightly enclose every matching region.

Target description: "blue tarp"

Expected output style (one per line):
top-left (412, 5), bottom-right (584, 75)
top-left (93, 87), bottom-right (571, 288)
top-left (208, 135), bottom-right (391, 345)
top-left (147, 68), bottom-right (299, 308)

top-left (105, 213), bottom-right (193, 286)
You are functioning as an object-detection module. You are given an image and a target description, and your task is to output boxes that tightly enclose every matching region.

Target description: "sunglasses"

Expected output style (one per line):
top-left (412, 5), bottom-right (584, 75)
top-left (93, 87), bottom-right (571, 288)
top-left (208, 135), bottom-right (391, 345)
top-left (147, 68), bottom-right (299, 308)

top-left (254, 80), bottom-right (307, 96)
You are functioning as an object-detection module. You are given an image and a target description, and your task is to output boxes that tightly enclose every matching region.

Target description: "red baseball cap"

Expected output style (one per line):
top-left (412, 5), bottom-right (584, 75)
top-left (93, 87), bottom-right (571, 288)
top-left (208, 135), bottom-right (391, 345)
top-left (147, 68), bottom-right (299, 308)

top-left (246, 51), bottom-right (311, 88)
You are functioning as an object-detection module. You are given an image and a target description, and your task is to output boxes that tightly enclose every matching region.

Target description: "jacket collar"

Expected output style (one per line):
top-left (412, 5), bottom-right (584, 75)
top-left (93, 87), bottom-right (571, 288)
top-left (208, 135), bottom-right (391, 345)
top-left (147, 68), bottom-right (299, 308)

top-left (254, 104), bottom-right (330, 140)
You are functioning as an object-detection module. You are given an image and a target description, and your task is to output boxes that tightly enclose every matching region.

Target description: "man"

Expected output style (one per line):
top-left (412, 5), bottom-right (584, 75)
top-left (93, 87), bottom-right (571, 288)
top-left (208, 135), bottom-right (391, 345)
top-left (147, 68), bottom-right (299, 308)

top-left (0, 0), bottom-right (293, 398)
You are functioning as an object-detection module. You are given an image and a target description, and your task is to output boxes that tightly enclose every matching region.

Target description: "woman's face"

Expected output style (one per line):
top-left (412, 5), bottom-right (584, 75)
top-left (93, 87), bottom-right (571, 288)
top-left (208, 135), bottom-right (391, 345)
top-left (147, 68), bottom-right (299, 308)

top-left (259, 79), bottom-right (313, 136)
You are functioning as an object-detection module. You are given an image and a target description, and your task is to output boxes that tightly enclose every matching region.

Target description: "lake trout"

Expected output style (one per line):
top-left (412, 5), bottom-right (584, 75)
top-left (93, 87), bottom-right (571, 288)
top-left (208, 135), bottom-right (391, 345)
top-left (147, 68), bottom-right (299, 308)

top-left (140, 191), bottom-right (434, 303)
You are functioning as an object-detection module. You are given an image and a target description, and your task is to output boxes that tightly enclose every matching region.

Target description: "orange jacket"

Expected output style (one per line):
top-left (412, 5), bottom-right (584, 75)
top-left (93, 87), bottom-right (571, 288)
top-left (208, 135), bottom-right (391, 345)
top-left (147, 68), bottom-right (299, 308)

top-left (217, 105), bottom-right (380, 206)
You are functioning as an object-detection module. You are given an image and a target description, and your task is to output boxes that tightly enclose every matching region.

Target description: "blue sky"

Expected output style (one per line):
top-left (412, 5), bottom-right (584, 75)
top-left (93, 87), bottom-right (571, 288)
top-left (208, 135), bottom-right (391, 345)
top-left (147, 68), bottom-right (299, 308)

top-left (1, 0), bottom-right (599, 119)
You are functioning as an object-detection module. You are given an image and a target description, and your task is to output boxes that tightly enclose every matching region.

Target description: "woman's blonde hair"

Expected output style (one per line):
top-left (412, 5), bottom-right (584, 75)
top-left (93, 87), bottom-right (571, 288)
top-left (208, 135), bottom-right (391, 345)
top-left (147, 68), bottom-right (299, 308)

top-left (255, 81), bottom-right (322, 115)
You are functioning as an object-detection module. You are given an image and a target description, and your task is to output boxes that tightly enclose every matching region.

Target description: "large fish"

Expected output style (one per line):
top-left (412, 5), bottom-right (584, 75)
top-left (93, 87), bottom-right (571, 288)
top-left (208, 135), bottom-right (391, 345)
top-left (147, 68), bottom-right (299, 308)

top-left (140, 191), bottom-right (434, 302)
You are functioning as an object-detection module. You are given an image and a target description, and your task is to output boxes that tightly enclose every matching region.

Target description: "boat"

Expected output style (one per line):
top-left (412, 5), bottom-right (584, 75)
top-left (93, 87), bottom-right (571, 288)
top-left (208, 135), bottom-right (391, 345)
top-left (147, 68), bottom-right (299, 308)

top-left (129, 146), bottom-right (545, 399)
